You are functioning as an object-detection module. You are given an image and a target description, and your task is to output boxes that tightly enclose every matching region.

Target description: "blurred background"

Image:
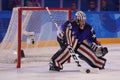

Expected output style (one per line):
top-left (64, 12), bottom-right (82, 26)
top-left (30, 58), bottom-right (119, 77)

top-left (0, 0), bottom-right (120, 42)
top-left (1, 0), bottom-right (119, 11)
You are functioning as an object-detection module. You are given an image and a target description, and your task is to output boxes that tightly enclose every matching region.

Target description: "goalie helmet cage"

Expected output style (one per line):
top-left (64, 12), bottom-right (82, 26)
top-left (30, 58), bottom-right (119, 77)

top-left (0, 7), bottom-right (71, 68)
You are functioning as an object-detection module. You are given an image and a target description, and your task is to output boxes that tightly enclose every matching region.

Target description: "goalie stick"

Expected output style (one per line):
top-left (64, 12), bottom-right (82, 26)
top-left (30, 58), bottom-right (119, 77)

top-left (45, 7), bottom-right (99, 73)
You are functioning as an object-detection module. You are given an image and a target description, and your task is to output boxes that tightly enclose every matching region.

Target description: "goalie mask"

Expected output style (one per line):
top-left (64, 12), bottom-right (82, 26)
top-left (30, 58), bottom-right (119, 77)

top-left (75, 11), bottom-right (86, 30)
top-left (75, 11), bottom-right (86, 21)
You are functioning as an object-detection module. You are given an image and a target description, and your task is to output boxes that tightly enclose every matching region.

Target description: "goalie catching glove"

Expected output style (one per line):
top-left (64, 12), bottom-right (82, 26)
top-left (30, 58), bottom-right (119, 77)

top-left (91, 42), bottom-right (108, 57)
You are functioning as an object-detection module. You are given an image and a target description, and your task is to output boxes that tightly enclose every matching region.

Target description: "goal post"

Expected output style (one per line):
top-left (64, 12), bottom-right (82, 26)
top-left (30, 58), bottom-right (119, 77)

top-left (17, 7), bottom-right (71, 68)
top-left (0, 7), bottom-right (71, 68)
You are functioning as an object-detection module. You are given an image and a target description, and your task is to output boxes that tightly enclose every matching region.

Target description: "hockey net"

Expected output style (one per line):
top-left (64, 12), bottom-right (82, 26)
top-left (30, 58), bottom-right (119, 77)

top-left (0, 7), bottom-right (71, 68)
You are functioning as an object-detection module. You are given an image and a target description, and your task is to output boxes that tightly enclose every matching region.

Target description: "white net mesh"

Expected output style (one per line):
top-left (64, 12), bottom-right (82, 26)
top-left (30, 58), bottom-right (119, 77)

top-left (0, 7), bottom-right (70, 64)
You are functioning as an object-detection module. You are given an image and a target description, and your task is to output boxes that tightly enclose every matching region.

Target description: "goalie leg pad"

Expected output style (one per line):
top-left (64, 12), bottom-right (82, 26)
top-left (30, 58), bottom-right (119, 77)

top-left (49, 60), bottom-right (62, 71)
top-left (76, 42), bottom-right (106, 69)
top-left (50, 45), bottom-right (71, 69)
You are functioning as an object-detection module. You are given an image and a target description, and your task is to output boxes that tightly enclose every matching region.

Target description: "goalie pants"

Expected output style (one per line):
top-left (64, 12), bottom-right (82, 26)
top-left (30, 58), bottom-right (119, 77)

top-left (51, 42), bottom-right (106, 69)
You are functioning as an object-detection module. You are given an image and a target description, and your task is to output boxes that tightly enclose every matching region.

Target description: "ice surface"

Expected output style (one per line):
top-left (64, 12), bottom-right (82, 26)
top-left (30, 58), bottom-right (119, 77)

top-left (0, 44), bottom-right (120, 80)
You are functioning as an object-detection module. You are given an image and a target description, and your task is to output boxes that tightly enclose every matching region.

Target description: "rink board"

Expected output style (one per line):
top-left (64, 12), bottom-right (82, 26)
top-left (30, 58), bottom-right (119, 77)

top-left (20, 38), bottom-right (120, 48)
